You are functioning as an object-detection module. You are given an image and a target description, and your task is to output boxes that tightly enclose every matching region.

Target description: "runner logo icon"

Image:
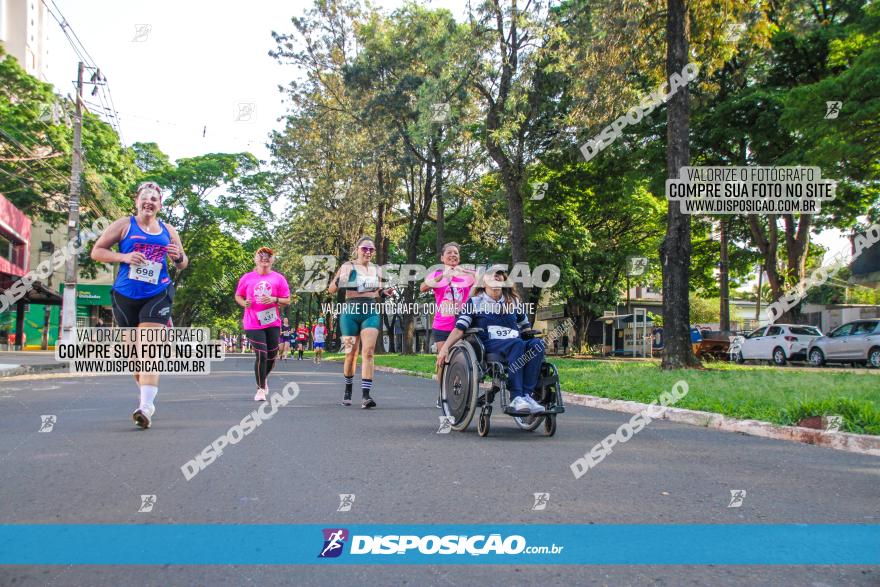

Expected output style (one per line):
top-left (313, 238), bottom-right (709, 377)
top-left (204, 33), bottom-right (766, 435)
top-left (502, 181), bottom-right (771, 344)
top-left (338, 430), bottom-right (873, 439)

top-left (318, 528), bottom-right (349, 558)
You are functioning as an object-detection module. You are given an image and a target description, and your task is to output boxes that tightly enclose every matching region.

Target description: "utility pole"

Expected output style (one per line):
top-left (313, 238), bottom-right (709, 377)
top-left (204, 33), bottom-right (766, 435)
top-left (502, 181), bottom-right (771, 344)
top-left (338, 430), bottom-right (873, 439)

top-left (755, 263), bottom-right (763, 322)
top-left (60, 62), bottom-right (84, 342)
top-left (41, 229), bottom-right (55, 350)
top-left (719, 219), bottom-right (730, 332)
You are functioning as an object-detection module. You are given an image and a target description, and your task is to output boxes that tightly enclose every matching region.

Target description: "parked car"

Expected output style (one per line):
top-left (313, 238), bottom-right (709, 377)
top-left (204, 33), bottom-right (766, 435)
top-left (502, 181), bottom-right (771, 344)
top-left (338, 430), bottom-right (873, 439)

top-left (807, 320), bottom-right (880, 368)
top-left (694, 330), bottom-right (733, 360)
top-left (730, 324), bottom-right (823, 366)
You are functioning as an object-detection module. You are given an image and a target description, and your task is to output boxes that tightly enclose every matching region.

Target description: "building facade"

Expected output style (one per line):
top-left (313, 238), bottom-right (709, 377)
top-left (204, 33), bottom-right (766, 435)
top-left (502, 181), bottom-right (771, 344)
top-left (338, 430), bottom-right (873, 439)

top-left (0, 0), bottom-right (50, 80)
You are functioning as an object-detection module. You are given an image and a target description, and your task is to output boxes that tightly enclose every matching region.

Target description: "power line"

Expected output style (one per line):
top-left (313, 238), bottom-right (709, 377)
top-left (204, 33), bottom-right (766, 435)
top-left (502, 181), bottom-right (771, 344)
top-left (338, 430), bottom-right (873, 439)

top-left (0, 167), bottom-right (68, 209)
top-left (0, 128), bottom-right (72, 190)
top-left (1, 111), bottom-right (119, 217)
top-left (40, 0), bottom-right (126, 146)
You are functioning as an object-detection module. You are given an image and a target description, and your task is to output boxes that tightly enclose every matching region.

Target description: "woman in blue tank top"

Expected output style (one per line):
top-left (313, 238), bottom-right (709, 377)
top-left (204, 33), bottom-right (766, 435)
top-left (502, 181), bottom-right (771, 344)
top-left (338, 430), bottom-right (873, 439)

top-left (91, 181), bottom-right (188, 430)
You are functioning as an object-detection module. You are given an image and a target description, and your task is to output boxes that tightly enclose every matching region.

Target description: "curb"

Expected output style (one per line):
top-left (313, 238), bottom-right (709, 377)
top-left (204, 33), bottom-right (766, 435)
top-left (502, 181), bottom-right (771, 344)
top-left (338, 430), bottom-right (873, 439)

top-left (372, 365), bottom-right (880, 456)
top-left (0, 363), bottom-right (65, 378)
top-left (561, 393), bottom-right (880, 457)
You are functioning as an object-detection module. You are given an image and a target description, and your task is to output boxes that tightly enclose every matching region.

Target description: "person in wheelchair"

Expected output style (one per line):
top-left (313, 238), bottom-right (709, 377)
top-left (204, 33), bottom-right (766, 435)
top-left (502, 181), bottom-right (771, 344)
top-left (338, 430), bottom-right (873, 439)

top-left (436, 268), bottom-right (546, 415)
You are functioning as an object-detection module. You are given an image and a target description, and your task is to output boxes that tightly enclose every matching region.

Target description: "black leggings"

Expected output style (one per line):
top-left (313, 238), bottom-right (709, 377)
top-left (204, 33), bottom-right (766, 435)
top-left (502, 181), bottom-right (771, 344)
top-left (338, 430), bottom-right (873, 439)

top-left (245, 327), bottom-right (280, 389)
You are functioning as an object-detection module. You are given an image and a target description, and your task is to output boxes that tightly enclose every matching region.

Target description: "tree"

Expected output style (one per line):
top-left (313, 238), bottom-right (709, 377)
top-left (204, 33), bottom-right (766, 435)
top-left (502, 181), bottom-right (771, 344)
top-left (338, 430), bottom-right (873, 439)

top-left (719, 1), bottom-right (879, 322)
top-left (468, 0), bottom-right (570, 299)
top-left (133, 148), bottom-right (274, 328)
top-left (0, 47), bottom-right (135, 224)
top-left (689, 295), bottom-right (721, 325)
top-left (527, 150), bottom-right (665, 350)
top-left (660, 0), bottom-right (700, 368)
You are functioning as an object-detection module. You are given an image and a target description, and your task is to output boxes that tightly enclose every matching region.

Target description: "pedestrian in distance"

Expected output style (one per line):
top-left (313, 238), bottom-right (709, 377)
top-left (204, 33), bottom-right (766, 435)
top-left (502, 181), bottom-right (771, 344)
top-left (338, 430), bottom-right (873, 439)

top-left (312, 317), bottom-right (328, 364)
top-left (280, 318), bottom-right (292, 360)
top-left (295, 321), bottom-right (308, 360)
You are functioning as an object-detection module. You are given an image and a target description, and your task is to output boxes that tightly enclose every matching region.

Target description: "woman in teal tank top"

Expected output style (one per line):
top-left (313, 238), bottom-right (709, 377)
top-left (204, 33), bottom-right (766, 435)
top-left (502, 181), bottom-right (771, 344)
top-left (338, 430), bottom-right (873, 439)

top-left (328, 236), bottom-right (396, 408)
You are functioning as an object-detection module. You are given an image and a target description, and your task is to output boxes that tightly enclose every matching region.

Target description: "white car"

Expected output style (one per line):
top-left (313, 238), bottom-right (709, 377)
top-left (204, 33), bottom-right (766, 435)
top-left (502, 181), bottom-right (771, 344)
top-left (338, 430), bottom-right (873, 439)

top-left (731, 324), bottom-right (823, 366)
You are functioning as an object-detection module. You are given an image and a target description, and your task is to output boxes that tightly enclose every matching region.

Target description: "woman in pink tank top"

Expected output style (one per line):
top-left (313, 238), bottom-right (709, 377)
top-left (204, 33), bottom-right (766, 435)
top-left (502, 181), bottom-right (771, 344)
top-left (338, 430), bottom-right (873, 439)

top-left (420, 242), bottom-right (475, 407)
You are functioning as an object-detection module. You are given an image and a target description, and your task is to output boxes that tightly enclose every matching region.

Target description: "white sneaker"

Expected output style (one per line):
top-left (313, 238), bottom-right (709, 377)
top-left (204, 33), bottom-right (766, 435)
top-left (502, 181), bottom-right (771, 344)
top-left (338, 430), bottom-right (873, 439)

top-left (132, 404), bottom-right (154, 429)
top-left (523, 395), bottom-right (545, 414)
top-left (254, 388), bottom-right (267, 402)
top-left (509, 396), bottom-right (532, 413)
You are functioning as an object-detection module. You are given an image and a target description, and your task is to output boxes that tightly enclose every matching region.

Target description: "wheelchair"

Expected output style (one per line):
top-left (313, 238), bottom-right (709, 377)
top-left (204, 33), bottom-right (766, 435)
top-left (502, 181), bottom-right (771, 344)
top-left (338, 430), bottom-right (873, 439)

top-left (439, 328), bottom-right (564, 437)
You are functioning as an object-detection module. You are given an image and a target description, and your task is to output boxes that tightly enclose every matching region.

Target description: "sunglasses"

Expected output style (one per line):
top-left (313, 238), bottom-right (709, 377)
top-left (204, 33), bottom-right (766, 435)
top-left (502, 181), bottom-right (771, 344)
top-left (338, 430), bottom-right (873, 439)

top-left (257, 254), bottom-right (273, 261)
top-left (359, 246), bottom-right (376, 253)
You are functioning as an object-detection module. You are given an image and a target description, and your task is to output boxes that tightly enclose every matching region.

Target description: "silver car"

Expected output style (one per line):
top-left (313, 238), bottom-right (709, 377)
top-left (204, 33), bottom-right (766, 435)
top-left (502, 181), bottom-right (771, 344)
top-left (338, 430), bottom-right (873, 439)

top-left (807, 320), bottom-right (880, 368)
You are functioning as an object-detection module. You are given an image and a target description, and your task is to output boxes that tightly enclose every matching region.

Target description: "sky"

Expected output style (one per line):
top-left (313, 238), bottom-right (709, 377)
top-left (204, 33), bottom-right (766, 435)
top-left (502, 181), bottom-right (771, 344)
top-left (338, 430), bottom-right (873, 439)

top-left (43, 0), bottom-right (464, 163)
top-left (41, 0), bottom-right (850, 268)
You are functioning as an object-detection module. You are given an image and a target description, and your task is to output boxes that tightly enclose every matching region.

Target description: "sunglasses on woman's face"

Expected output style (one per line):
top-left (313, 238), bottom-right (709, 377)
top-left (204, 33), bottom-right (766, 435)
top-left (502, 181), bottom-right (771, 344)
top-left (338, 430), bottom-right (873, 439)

top-left (360, 246), bottom-right (375, 253)
top-left (257, 254), bottom-right (273, 261)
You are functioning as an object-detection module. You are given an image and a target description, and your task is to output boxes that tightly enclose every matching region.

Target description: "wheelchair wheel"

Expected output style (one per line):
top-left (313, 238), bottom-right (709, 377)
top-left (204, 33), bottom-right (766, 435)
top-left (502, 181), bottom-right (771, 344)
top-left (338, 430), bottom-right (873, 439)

top-left (543, 414), bottom-right (557, 437)
top-left (477, 406), bottom-right (491, 437)
top-left (513, 413), bottom-right (542, 431)
top-left (440, 341), bottom-right (479, 432)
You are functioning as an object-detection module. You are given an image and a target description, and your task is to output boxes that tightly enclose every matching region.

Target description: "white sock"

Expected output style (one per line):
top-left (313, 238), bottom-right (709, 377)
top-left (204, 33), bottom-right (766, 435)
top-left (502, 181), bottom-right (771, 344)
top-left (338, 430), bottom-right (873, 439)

top-left (140, 385), bottom-right (158, 410)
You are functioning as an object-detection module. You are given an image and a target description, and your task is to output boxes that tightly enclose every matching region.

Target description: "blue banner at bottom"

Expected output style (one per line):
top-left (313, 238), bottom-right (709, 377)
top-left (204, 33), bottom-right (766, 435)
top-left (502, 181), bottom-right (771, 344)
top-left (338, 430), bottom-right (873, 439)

top-left (0, 525), bottom-right (877, 565)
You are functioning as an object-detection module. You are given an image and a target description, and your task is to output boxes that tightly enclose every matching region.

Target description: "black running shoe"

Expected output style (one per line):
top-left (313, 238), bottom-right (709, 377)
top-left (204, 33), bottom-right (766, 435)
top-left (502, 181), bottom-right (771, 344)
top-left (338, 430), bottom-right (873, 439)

top-left (341, 392), bottom-right (352, 406)
top-left (361, 397), bottom-right (377, 409)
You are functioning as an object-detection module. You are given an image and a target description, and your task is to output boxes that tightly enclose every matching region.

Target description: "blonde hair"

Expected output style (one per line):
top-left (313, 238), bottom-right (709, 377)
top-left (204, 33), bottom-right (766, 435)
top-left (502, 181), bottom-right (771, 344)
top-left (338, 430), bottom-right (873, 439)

top-left (352, 236), bottom-right (375, 259)
top-left (136, 181), bottom-right (163, 200)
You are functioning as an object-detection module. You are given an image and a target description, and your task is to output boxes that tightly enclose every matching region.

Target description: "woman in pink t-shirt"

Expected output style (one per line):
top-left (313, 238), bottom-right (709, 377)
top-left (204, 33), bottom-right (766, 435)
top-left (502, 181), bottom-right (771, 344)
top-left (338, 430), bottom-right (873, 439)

top-left (234, 246), bottom-right (291, 401)
top-left (420, 242), bottom-right (475, 407)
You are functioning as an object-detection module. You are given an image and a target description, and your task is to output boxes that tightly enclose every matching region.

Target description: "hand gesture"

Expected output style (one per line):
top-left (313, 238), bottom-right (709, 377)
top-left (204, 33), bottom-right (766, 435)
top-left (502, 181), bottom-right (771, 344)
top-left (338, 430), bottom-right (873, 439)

top-left (124, 251), bottom-right (147, 266)
top-left (166, 243), bottom-right (182, 261)
top-left (435, 347), bottom-right (448, 370)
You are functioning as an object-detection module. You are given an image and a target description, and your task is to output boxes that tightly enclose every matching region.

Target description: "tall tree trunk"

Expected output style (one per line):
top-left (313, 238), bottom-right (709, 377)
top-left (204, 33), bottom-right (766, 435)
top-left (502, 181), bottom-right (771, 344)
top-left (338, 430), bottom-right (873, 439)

top-left (400, 159), bottom-right (435, 355)
top-left (434, 128), bottom-right (445, 256)
top-left (660, 0), bottom-right (699, 369)
top-left (719, 219), bottom-right (730, 331)
top-left (499, 171), bottom-right (528, 300)
top-left (375, 196), bottom-right (387, 354)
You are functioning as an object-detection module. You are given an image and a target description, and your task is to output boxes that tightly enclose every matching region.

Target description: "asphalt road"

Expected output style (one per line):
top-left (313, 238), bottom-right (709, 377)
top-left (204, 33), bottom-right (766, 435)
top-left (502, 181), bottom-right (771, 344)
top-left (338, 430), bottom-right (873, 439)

top-left (0, 357), bottom-right (878, 586)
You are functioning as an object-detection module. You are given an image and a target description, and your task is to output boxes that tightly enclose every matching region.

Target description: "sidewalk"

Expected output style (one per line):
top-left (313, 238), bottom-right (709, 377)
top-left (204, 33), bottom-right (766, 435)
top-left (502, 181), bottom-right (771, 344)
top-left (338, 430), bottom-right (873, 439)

top-left (0, 351), bottom-right (64, 377)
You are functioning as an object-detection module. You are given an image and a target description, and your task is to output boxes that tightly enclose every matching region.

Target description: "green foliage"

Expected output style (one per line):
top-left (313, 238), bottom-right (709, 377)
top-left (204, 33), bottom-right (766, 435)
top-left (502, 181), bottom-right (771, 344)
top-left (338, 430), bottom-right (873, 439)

top-left (129, 148), bottom-right (273, 327)
top-left (363, 354), bottom-right (880, 435)
top-left (689, 295), bottom-right (721, 325)
top-left (780, 397), bottom-right (880, 435)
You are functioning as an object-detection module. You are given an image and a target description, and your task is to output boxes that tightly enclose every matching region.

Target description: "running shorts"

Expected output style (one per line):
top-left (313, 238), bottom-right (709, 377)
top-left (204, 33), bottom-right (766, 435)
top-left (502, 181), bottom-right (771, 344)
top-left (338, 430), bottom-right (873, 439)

top-left (432, 328), bottom-right (451, 343)
top-left (339, 296), bottom-right (381, 336)
top-left (111, 286), bottom-right (174, 327)
top-left (313, 342), bottom-right (325, 349)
